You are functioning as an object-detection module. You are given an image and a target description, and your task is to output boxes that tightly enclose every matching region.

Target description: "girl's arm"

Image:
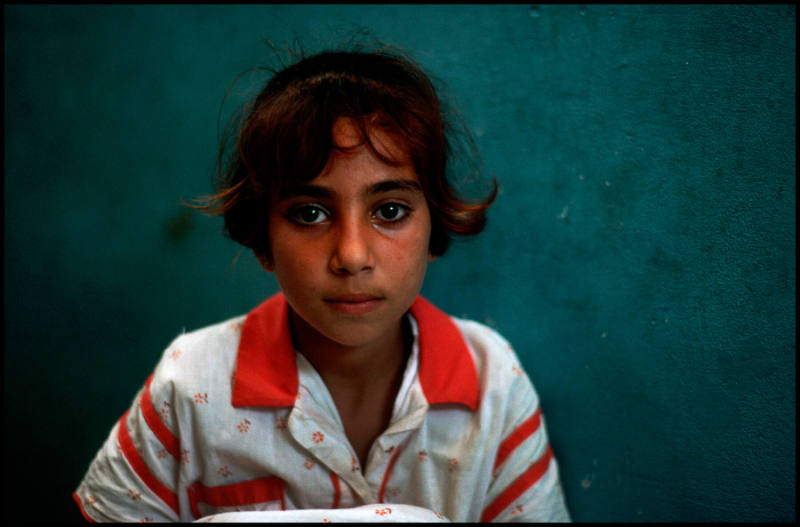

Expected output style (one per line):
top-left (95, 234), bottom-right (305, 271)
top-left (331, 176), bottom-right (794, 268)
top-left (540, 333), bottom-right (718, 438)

top-left (74, 375), bottom-right (183, 522)
top-left (481, 371), bottom-right (571, 522)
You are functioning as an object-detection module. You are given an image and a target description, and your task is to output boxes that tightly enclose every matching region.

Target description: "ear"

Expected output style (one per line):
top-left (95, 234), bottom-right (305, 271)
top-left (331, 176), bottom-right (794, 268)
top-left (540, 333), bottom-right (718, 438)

top-left (428, 252), bottom-right (438, 263)
top-left (254, 250), bottom-right (275, 272)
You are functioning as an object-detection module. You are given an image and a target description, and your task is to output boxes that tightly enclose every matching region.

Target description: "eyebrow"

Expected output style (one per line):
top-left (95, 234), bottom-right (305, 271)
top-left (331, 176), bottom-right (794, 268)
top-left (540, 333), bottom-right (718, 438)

top-left (367, 179), bottom-right (423, 195)
top-left (279, 179), bottom-right (423, 199)
top-left (278, 184), bottom-right (333, 200)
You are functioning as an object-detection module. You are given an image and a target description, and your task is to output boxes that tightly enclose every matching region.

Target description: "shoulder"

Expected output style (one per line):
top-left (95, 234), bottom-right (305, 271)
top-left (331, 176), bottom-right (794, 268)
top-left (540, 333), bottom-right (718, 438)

top-left (168, 314), bottom-right (247, 356)
top-left (412, 296), bottom-right (524, 378)
top-left (450, 316), bottom-right (523, 373)
top-left (449, 315), bottom-right (541, 410)
top-left (148, 314), bottom-right (248, 398)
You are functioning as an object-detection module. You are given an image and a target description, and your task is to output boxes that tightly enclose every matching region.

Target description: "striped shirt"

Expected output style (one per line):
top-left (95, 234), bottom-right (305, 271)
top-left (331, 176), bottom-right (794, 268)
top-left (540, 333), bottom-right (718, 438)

top-left (73, 293), bottom-right (570, 522)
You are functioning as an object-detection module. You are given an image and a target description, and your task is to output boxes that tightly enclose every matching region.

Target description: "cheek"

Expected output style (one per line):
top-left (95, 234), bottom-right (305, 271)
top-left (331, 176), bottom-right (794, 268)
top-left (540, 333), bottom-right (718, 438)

top-left (383, 222), bottom-right (432, 272)
top-left (272, 240), bottom-right (314, 270)
top-left (266, 224), bottom-right (317, 278)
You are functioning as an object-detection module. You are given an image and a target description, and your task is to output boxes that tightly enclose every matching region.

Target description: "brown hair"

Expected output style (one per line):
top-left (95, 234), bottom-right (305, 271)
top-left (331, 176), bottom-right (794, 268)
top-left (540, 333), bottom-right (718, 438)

top-left (191, 43), bottom-right (497, 260)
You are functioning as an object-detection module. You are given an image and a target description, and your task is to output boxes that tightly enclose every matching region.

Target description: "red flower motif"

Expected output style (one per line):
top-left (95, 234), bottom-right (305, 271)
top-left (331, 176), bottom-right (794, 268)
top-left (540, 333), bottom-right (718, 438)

top-left (237, 419), bottom-right (251, 433)
top-left (312, 431), bottom-right (324, 444)
top-left (448, 458), bottom-right (459, 472)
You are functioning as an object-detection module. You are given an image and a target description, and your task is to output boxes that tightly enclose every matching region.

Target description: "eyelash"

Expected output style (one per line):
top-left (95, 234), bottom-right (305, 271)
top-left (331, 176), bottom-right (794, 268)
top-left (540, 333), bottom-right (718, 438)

top-left (287, 202), bottom-right (413, 227)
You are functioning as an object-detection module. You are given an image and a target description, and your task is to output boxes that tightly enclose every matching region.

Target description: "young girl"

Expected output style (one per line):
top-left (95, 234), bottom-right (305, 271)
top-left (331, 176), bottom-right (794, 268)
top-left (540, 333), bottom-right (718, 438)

top-left (73, 44), bottom-right (571, 522)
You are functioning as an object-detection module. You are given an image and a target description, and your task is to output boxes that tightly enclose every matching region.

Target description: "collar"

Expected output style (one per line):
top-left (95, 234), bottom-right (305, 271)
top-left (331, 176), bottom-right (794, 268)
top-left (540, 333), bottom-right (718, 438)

top-left (231, 292), bottom-right (479, 411)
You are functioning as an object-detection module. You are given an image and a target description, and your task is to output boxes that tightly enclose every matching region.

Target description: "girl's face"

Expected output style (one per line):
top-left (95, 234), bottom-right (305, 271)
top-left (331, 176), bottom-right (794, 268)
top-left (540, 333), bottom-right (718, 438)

top-left (264, 117), bottom-right (433, 351)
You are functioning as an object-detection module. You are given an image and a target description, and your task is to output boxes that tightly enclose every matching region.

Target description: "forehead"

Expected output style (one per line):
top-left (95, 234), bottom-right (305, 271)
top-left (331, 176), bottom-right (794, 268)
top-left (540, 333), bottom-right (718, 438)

top-left (331, 117), bottom-right (363, 148)
top-left (271, 115), bottom-right (421, 202)
top-left (331, 117), bottom-right (411, 165)
top-left (312, 149), bottom-right (420, 199)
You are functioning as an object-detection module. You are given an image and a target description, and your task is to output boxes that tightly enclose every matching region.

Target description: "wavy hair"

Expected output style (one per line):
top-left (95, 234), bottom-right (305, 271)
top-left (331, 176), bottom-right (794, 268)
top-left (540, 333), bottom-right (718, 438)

top-left (191, 42), bottom-right (497, 260)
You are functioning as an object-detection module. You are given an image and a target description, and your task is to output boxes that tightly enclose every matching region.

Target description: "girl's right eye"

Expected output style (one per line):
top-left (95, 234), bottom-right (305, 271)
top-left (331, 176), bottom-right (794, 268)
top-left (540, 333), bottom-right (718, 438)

top-left (289, 205), bottom-right (329, 225)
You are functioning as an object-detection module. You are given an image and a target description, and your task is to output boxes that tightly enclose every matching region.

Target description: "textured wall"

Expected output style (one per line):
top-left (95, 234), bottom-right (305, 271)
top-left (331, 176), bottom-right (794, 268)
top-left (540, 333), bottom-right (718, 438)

top-left (3, 5), bottom-right (795, 522)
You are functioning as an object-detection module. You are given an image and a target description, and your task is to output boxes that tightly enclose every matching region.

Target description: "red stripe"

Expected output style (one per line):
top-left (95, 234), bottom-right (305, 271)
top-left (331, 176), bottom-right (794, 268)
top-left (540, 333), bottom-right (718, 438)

top-left (493, 407), bottom-right (542, 473)
top-left (187, 477), bottom-right (285, 519)
top-left (118, 410), bottom-right (180, 516)
top-left (378, 447), bottom-right (403, 502)
top-left (481, 445), bottom-right (554, 522)
top-left (72, 492), bottom-right (96, 523)
top-left (330, 471), bottom-right (341, 508)
top-left (140, 374), bottom-right (181, 460)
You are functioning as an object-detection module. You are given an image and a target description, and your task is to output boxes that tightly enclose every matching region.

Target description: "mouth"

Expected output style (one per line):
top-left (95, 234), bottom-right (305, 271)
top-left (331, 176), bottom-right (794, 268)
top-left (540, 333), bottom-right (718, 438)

top-left (324, 294), bottom-right (385, 315)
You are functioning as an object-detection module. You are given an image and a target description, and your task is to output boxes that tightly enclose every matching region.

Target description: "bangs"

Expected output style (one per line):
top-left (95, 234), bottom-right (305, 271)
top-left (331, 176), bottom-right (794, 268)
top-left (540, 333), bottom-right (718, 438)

top-left (191, 46), bottom-right (495, 260)
top-left (239, 53), bottom-right (444, 200)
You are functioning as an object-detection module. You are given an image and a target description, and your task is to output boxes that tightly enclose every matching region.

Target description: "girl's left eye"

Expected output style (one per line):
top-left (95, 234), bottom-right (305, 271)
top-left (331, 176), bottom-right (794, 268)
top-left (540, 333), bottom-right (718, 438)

top-left (374, 203), bottom-right (411, 222)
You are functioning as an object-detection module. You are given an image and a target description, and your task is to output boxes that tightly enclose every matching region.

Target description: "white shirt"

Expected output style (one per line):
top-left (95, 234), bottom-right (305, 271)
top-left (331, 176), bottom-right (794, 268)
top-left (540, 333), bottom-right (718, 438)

top-left (73, 293), bottom-right (570, 522)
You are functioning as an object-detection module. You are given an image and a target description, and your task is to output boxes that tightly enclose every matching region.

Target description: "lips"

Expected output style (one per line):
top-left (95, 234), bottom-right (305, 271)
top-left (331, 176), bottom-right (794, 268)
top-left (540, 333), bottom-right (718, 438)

top-left (324, 294), bottom-right (385, 315)
top-left (327, 293), bottom-right (382, 302)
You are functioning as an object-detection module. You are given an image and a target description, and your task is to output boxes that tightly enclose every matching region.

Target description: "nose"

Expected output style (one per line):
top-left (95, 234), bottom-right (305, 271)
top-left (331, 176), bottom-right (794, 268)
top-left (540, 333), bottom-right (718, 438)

top-left (329, 214), bottom-right (375, 275)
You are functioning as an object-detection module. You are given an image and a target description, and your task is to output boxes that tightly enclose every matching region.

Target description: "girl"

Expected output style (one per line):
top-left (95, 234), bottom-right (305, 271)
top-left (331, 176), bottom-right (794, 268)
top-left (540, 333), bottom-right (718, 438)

top-left (74, 43), bottom-right (570, 522)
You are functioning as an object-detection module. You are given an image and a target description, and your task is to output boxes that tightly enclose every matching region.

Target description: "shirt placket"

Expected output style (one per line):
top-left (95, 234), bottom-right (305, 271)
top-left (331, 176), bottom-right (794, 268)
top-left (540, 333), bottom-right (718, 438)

top-left (288, 403), bottom-right (375, 501)
top-left (287, 315), bottom-right (429, 506)
top-left (288, 387), bottom-right (430, 506)
top-left (288, 360), bottom-right (378, 504)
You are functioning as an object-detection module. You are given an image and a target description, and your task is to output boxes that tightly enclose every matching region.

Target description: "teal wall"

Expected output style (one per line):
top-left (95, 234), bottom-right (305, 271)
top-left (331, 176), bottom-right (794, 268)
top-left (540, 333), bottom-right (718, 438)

top-left (4, 5), bottom-right (795, 522)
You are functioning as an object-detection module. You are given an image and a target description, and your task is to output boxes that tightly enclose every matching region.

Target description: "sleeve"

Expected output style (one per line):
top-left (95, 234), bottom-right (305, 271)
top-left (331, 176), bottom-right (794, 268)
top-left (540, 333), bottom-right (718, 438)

top-left (73, 372), bottom-right (184, 522)
top-left (480, 367), bottom-right (571, 522)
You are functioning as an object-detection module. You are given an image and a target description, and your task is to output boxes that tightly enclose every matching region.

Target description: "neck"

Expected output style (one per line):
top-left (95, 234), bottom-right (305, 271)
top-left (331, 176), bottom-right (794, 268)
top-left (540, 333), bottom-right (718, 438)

top-left (289, 310), bottom-right (411, 391)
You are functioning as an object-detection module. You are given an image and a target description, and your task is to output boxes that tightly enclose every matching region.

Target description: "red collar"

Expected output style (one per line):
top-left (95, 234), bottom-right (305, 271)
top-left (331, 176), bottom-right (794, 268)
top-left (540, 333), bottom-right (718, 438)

top-left (231, 292), bottom-right (479, 411)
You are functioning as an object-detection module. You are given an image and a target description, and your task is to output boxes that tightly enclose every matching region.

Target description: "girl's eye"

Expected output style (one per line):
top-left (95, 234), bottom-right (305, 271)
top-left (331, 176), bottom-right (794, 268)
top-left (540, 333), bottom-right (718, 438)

top-left (290, 205), bottom-right (329, 225)
top-left (374, 203), bottom-right (410, 222)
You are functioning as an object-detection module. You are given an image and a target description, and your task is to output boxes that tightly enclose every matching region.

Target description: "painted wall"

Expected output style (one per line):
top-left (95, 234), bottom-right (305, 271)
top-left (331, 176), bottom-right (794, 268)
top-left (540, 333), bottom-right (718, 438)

top-left (3, 5), bottom-right (795, 522)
